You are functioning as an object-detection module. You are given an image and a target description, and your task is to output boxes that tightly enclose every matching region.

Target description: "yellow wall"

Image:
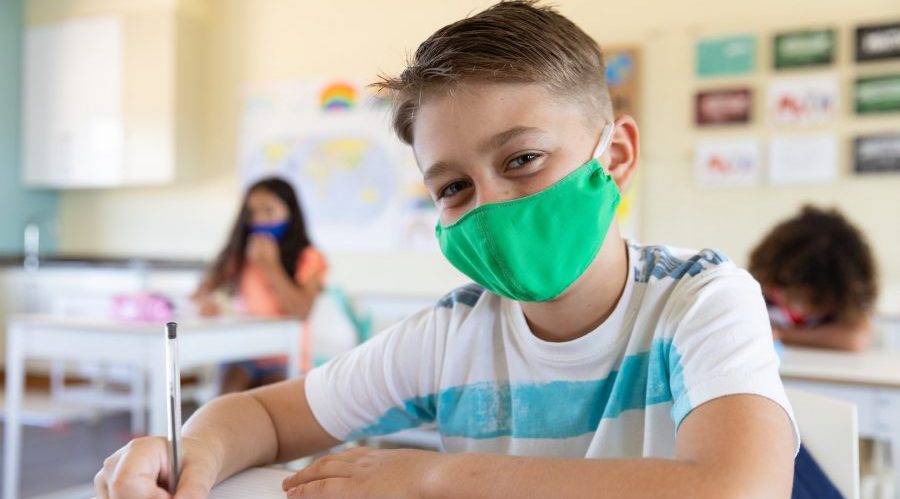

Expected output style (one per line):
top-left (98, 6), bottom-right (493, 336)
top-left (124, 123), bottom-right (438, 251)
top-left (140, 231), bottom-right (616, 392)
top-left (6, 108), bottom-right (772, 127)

top-left (35, 0), bottom-right (900, 310)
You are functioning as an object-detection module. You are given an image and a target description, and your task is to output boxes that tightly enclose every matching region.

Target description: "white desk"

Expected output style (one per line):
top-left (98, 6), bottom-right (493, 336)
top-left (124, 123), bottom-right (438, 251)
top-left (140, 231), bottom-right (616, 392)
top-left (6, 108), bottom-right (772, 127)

top-left (3, 314), bottom-right (301, 499)
top-left (780, 346), bottom-right (900, 492)
top-left (209, 466), bottom-right (295, 498)
top-left (88, 466), bottom-right (296, 499)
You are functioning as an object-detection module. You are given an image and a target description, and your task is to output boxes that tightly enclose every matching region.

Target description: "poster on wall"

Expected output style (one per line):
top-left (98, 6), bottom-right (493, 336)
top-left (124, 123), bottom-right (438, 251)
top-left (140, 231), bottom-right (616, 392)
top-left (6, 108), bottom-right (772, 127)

top-left (695, 88), bottom-right (752, 126)
top-left (768, 134), bottom-right (838, 185)
top-left (774, 28), bottom-right (835, 69)
top-left (604, 46), bottom-right (641, 120)
top-left (767, 75), bottom-right (839, 125)
top-left (854, 134), bottom-right (900, 174)
top-left (238, 79), bottom-right (438, 253)
top-left (855, 22), bottom-right (900, 62)
top-left (855, 75), bottom-right (900, 114)
top-left (696, 35), bottom-right (756, 78)
top-left (694, 138), bottom-right (762, 188)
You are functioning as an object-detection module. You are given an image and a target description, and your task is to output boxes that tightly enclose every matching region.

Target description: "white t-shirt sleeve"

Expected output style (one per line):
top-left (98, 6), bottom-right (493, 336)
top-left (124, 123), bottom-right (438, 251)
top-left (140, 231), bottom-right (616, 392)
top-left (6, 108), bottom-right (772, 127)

top-left (304, 307), bottom-right (441, 441)
top-left (664, 265), bottom-right (800, 453)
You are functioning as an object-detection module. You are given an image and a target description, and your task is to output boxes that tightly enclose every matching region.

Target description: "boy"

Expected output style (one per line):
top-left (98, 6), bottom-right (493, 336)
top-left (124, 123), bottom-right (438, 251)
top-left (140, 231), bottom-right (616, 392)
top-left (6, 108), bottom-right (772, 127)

top-left (749, 205), bottom-right (878, 351)
top-left (95, 2), bottom-right (798, 498)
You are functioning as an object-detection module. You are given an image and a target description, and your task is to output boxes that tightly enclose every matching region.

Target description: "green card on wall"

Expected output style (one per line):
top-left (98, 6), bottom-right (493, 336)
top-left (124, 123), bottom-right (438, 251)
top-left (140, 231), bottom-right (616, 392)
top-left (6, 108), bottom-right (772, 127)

top-left (774, 29), bottom-right (835, 69)
top-left (856, 75), bottom-right (900, 114)
top-left (696, 35), bottom-right (756, 77)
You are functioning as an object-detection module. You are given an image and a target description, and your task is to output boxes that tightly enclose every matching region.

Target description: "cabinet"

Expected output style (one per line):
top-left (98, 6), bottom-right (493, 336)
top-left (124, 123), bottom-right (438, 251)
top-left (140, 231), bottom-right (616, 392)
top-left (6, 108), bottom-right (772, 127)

top-left (21, 3), bottom-right (204, 188)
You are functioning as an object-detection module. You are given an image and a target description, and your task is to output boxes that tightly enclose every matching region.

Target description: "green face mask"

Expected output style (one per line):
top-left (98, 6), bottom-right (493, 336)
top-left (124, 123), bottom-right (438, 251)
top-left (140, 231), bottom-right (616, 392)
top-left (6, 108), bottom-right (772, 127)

top-left (434, 123), bottom-right (620, 302)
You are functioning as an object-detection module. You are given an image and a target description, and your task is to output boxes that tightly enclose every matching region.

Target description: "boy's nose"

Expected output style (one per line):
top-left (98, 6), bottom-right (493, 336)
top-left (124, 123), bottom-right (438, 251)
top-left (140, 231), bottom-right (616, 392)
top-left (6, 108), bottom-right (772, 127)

top-left (474, 183), bottom-right (513, 208)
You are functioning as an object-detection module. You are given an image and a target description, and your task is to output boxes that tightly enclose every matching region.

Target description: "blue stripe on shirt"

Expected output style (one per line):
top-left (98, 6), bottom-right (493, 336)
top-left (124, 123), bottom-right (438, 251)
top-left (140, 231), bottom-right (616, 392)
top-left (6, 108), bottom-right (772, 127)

top-left (347, 339), bottom-right (690, 441)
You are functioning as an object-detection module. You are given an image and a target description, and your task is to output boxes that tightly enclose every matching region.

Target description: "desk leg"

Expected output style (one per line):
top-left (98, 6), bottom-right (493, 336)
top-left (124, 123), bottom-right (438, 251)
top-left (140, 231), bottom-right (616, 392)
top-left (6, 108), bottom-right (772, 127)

top-left (886, 391), bottom-right (900, 497)
top-left (287, 322), bottom-right (301, 379)
top-left (3, 323), bottom-right (25, 499)
top-left (148, 341), bottom-right (168, 436)
top-left (130, 366), bottom-right (146, 435)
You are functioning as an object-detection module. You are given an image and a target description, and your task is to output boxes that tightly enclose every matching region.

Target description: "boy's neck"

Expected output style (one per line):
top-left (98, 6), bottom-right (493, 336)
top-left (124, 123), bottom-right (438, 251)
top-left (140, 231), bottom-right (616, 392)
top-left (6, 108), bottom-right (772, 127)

top-left (520, 226), bottom-right (629, 343)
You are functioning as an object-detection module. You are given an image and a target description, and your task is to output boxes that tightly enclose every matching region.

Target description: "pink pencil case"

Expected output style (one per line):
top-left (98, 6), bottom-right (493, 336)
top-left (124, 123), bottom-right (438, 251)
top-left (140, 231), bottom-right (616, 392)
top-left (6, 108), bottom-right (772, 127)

top-left (111, 293), bottom-right (174, 322)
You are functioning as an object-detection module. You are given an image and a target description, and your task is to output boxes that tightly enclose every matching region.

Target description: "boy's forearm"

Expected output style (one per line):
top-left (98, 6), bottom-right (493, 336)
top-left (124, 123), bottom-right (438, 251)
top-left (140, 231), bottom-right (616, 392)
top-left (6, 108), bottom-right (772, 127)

top-left (426, 454), bottom-right (774, 499)
top-left (778, 318), bottom-right (872, 351)
top-left (182, 392), bottom-right (280, 484)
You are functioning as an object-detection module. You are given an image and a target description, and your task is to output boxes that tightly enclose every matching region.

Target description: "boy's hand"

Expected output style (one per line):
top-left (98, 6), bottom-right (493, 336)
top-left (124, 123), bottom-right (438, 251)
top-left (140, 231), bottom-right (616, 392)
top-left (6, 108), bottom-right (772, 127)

top-left (282, 447), bottom-right (443, 499)
top-left (94, 435), bottom-right (219, 499)
top-left (246, 234), bottom-right (282, 273)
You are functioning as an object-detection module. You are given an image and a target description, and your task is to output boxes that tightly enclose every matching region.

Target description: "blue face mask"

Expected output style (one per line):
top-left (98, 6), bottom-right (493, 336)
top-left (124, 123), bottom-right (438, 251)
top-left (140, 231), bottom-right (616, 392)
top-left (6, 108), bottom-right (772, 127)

top-left (248, 220), bottom-right (290, 241)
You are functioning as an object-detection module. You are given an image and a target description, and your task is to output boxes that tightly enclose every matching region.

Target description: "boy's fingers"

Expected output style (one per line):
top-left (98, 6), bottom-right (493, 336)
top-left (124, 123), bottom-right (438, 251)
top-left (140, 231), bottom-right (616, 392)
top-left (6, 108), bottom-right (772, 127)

top-left (282, 458), bottom-right (353, 490)
top-left (101, 437), bottom-right (171, 499)
top-left (288, 478), bottom-right (348, 499)
top-left (93, 470), bottom-right (110, 499)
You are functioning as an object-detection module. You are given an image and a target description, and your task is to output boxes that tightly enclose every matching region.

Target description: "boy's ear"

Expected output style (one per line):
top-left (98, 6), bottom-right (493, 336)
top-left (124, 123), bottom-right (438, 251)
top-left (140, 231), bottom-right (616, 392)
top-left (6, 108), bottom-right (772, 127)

top-left (604, 114), bottom-right (639, 191)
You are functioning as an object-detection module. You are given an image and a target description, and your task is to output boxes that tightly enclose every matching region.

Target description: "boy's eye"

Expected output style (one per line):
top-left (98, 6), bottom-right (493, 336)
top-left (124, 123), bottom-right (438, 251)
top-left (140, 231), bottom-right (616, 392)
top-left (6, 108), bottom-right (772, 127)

top-left (507, 153), bottom-right (541, 170)
top-left (438, 180), bottom-right (471, 199)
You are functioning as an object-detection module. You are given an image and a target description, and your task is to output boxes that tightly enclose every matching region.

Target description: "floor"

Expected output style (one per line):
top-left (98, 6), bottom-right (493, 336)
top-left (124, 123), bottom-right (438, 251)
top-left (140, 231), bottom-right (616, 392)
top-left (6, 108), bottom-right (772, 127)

top-left (0, 412), bottom-right (132, 498)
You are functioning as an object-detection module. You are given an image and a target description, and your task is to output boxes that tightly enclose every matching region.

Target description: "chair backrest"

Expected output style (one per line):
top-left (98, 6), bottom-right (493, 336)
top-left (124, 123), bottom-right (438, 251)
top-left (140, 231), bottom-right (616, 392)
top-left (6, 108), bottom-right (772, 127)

top-left (305, 287), bottom-right (371, 368)
top-left (785, 388), bottom-right (859, 499)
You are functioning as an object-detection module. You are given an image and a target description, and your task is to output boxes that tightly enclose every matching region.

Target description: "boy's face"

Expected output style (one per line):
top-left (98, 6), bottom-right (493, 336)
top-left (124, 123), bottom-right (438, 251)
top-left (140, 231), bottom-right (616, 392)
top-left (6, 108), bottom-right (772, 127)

top-left (412, 82), bottom-right (608, 225)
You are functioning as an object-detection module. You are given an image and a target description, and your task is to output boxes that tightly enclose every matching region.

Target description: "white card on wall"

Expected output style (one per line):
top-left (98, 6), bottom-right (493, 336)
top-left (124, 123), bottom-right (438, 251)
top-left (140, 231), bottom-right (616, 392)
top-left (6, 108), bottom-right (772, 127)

top-left (767, 75), bottom-right (839, 126)
top-left (768, 135), bottom-right (839, 184)
top-left (695, 138), bottom-right (762, 188)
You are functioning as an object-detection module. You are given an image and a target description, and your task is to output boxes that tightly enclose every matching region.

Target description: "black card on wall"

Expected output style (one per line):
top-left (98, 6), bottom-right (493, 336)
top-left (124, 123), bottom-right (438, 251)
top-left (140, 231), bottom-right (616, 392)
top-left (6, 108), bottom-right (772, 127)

top-left (856, 22), bottom-right (900, 62)
top-left (854, 134), bottom-right (900, 174)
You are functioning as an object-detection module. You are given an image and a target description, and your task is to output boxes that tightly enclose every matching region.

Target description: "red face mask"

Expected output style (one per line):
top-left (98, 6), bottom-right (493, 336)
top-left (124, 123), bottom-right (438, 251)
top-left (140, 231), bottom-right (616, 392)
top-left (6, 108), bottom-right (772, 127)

top-left (767, 289), bottom-right (825, 329)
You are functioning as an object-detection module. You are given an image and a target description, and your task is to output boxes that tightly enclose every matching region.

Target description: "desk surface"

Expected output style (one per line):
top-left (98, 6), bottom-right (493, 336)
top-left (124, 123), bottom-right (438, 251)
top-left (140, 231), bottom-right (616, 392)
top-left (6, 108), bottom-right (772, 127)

top-left (88, 467), bottom-right (295, 499)
top-left (8, 313), bottom-right (299, 333)
top-left (209, 467), bottom-right (295, 499)
top-left (780, 346), bottom-right (900, 388)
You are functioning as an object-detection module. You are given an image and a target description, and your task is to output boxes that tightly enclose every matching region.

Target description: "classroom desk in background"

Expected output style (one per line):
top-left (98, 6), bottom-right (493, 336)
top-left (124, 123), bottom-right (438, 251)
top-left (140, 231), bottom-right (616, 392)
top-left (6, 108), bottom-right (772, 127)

top-left (3, 314), bottom-right (302, 499)
top-left (780, 346), bottom-right (900, 492)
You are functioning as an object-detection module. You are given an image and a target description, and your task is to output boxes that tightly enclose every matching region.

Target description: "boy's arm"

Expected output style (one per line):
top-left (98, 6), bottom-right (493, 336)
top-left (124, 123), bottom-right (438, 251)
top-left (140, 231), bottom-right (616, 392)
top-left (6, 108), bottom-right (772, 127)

top-left (95, 377), bottom-right (340, 499)
top-left (432, 393), bottom-right (794, 498)
top-left (281, 393), bottom-right (794, 499)
top-left (185, 377), bottom-right (340, 479)
top-left (776, 316), bottom-right (873, 352)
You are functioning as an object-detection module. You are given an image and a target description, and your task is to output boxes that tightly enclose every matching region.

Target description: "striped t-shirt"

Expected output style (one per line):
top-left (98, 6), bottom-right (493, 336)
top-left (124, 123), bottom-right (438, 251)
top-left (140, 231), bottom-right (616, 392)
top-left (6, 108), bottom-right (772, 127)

top-left (306, 243), bottom-right (800, 458)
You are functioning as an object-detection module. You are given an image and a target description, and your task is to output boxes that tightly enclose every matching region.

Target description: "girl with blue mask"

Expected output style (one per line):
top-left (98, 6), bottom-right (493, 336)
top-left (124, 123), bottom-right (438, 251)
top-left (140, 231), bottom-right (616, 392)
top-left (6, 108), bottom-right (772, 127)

top-left (192, 176), bottom-right (328, 394)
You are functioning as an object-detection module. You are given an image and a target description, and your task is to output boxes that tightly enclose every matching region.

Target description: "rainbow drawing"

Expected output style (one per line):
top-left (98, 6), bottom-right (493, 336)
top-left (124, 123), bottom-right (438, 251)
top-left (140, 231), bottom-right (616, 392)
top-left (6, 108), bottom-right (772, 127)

top-left (319, 81), bottom-right (357, 112)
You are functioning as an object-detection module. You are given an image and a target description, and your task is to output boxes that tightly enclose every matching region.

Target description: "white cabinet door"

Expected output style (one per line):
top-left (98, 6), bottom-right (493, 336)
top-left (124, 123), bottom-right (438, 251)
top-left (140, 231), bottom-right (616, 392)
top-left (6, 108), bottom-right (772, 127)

top-left (23, 16), bottom-right (126, 188)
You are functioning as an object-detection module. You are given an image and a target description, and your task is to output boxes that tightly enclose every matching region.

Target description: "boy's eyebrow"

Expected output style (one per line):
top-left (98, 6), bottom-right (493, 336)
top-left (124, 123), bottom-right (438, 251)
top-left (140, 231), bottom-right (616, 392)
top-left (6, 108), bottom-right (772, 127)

top-left (423, 161), bottom-right (453, 184)
top-left (422, 126), bottom-right (547, 183)
top-left (478, 126), bottom-right (546, 155)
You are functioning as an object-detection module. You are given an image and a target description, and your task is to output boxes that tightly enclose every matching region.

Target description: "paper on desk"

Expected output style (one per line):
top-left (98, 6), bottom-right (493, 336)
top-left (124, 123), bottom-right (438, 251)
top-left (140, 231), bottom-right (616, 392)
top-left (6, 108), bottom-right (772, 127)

top-left (210, 467), bottom-right (294, 499)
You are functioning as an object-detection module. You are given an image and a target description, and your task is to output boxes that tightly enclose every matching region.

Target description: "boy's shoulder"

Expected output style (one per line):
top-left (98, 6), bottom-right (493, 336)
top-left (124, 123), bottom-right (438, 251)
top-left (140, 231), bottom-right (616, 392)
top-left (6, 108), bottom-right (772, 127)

top-left (435, 282), bottom-right (489, 310)
top-left (629, 242), bottom-right (732, 285)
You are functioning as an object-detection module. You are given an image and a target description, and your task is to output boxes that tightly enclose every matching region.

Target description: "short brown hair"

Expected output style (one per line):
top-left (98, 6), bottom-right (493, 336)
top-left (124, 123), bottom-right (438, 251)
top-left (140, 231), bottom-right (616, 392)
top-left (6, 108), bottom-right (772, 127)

top-left (749, 205), bottom-right (878, 322)
top-left (374, 0), bottom-right (613, 145)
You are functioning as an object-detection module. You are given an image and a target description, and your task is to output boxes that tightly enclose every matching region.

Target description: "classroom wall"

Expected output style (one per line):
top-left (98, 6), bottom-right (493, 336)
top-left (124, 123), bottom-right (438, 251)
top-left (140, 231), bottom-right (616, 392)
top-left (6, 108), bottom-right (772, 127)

top-left (0, 0), bottom-right (58, 254)
top-left (35, 0), bottom-right (900, 309)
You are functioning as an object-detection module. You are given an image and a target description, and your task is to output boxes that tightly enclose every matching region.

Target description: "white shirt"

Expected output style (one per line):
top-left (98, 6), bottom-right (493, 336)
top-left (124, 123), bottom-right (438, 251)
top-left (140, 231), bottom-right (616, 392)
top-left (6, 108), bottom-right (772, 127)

top-left (306, 242), bottom-right (800, 458)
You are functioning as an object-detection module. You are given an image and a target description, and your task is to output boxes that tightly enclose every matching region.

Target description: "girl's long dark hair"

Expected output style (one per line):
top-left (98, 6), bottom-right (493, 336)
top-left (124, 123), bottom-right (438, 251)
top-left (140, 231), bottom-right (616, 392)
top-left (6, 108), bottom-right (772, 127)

top-left (204, 177), bottom-right (313, 293)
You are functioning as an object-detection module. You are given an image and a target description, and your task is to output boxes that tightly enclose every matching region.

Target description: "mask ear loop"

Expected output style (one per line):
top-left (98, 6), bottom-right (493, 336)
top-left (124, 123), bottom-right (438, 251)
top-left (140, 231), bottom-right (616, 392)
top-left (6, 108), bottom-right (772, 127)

top-left (592, 121), bottom-right (616, 160)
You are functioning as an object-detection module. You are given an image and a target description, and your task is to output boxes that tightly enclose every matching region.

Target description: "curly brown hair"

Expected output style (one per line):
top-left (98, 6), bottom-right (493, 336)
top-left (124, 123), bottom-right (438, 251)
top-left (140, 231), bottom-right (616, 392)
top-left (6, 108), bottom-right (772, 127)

top-left (748, 206), bottom-right (878, 322)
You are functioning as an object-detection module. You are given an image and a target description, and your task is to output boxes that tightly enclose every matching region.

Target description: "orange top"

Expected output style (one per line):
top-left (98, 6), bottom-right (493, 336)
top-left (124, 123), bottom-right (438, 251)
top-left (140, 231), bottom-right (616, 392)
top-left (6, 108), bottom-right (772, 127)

top-left (239, 246), bottom-right (327, 317)
top-left (238, 246), bottom-right (327, 371)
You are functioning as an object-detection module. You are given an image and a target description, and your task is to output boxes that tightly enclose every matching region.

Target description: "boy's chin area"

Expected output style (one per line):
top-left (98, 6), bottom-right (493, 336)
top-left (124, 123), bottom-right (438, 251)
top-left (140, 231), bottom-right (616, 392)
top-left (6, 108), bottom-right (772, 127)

top-left (519, 223), bottom-right (630, 343)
